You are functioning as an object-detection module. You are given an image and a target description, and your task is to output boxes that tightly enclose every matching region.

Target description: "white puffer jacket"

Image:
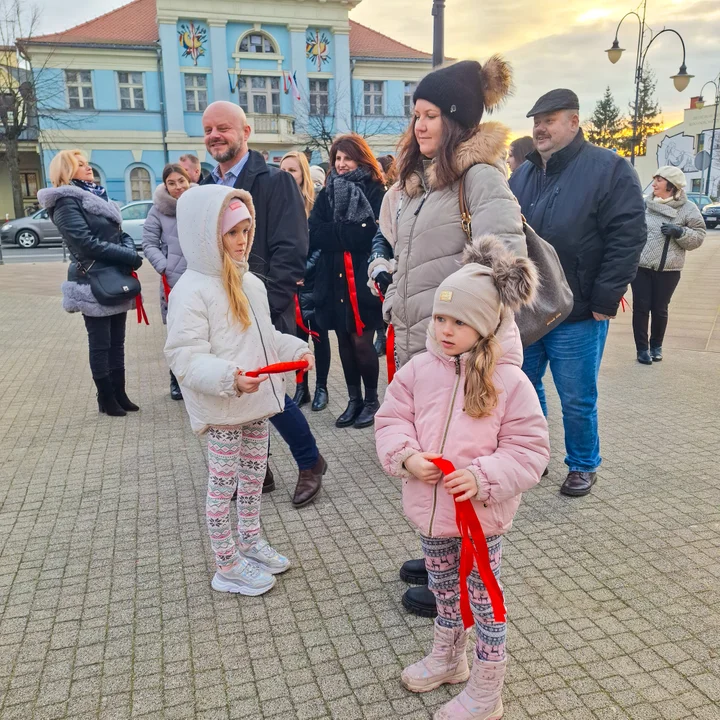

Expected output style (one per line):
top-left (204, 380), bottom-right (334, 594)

top-left (164, 185), bottom-right (309, 434)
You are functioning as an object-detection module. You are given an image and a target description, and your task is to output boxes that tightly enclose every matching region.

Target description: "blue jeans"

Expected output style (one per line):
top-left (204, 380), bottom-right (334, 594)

top-left (269, 394), bottom-right (319, 471)
top-left (522, 319), bottom-right (609, 473)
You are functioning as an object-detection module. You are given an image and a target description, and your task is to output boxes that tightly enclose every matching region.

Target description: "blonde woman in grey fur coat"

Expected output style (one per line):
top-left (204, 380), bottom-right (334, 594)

top-left (142, 163), bottom-right (196, 399)
top-left (631, 166), bottom-right (706, 365)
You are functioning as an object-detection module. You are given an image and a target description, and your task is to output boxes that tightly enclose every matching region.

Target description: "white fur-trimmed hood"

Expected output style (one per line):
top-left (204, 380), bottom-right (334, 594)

top-left (38, 184), bottom-right (122, 225)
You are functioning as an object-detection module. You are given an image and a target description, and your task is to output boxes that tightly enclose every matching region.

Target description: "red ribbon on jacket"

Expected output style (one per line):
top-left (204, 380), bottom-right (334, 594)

top-left (294, 295), bottom-right (319, 341)
top-left (245, 360), bottom-right (310, 385)
top-left (430, 457), bottom-right (507, 628)
top-left (343, 252), bottom-right (365, 336)
top-left (132, 272), bottom-right (149, 325)
top-left (375, 284), bottom-right (395, 383)
top-left (162, 273), bottom-right (172, 303)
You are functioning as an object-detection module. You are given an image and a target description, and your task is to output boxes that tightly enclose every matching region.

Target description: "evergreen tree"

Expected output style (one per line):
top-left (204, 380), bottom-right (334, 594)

top-left (625, 66), bottom-right (662, 157)
top-left (586, 86), bottom-right (623, 149)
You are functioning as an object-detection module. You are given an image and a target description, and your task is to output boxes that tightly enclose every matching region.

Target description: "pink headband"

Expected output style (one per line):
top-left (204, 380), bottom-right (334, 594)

top-left (221, 199), bottom-right (251, 235)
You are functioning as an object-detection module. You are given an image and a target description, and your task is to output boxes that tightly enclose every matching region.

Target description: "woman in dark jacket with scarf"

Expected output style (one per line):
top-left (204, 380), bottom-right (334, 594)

top-left (309, 134), bottom-right (385, 428)
top-left (38, 149), bottom-right (143, 417)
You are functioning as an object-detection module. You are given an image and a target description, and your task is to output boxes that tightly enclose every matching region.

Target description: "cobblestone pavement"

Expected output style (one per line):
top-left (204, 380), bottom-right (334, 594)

top-left (1, 235), bottom-right (720, 720)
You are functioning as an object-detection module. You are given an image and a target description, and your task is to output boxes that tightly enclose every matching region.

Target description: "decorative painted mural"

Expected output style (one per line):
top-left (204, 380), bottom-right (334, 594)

top-left (656, 132), bottom-right (699, 174)
top-left (178, 22), bottom-right (208, 66)
top-left (306, 30), bottom-right (331, 72)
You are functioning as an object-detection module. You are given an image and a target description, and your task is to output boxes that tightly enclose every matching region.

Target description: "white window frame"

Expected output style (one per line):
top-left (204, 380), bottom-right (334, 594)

top-left (125, 164), bottom-right (155, 202)
top-left (363, 81), bottom-right (384, 116)
top-left (237, 75), bottom-right (281, 116)
top-left (65, 70), bottom-right (94, 110)
top-left (117, 71), bottom-right (145, 110)
top-left (184, 73), bottom-right (208, 113)
top-left (237, 31), bottom-right (278, 55)
top-left (309, 79), bottom-right (329, 117)
top-left (404, 82), bottom-right (417, 117)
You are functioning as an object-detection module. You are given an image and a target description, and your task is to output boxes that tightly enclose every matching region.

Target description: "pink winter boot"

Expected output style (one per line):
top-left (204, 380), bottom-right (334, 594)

top-left (401, 619), bottom-right (470, 693)
top-left (433, 657), bottom-right (506, 720)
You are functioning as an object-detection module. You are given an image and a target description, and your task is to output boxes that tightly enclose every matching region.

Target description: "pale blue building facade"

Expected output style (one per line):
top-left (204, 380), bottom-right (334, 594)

top-left (26, 0), bottom-right (433, 204)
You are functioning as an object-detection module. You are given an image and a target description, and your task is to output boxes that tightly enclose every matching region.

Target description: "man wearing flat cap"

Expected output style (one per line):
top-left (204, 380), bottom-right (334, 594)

top-left (510, 89), bottom-right (646, 497)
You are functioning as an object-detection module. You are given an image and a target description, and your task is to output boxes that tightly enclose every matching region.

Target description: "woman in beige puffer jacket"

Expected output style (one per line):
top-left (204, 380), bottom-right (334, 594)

top-left (368, 57), bottom-right (526, 369)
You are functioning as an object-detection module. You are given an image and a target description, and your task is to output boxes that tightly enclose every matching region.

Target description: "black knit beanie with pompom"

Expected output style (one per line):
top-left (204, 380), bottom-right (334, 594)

top-left (413, 57), bottom-right (513, 129)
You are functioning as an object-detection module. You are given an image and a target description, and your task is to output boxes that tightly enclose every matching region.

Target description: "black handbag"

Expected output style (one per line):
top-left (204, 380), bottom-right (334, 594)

top-left (77, 260), bottom-right (141, 306)
top-left (458, 172), bottom-right (574, 347)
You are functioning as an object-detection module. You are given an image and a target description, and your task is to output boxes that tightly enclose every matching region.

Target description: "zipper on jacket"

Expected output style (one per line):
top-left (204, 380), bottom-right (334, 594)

top-left (403, 186), bottom-right (430, 358)
top-left (657, 238), bottom-right (671, 272)
top-left (248, 300), bottom-right (283, 412)
top-left (428, 356), bottom-right (462, 537)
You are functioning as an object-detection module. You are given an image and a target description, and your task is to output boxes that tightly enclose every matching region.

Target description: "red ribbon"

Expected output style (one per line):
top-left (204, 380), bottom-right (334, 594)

top-left (162, 273), bottom-right (172, 303)
top-left (430, 457), bottom-right (507, 628)
top-left (294, 295), bottom-right (319, 341)
top-left (132, 272), bottom-right (149, 325)
top-left (245, 360), bottom-right (310, 385)
top-left (619, 296), bottom-right (629, 313)
top-left (375, 284), bottom-right (396, 383)
top-left (343, 252), bottom-right (365, 336)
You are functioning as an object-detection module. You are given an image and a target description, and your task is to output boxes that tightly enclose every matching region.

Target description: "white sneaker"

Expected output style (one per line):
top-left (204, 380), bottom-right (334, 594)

top-left (211, 557), bottom-right (276, 596)
top-left (238, 539), bottom-right (291, 575)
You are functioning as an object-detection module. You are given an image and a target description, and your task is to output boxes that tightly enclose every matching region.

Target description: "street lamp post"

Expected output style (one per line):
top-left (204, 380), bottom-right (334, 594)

top-left (432, 0), bottom-right (445, 68)
top-left (606, 0), bottom-right (693, 166)
top-left (696, 77), bottom-right (720, 197)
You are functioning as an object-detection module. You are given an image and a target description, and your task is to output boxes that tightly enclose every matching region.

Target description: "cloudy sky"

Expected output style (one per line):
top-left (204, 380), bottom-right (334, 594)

top-left (31, 0), bottom-right (720, 135)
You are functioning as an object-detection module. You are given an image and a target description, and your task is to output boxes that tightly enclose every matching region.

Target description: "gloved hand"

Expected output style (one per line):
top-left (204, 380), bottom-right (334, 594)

top-left (661, 223), bottom-right (684, 240)
top-left (131, 254), bottom-right (143, 271)
top-left (376, 271), bottom-right (393, 295)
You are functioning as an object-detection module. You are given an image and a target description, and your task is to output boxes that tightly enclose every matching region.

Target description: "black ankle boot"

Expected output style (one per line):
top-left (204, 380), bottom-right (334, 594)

top-left (336, 386), bottom-right (363, 428)
top-left (402, 585), bottom-right (437, 618)
top-left (637, 350), bottom-right (652, 365)
top-left (94, 377), bottom-right (126, 417)
top-left (312, 386), bottom-right (328, 411)
top-left (110, 369), bottom-right (139, 411)
top-left (170, 371), bottom-right (183, 401)
top-left (293, 376), bottom-right (311, 407)
top-left (374, 328), bottom-right (387, 357)
top-left (354, 388), bottom-right (379, 429)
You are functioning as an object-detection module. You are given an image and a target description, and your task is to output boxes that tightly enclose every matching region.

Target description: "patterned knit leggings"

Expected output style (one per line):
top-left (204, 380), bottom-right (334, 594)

top-left (421, 534), bottom-right (506, 662)
top-left (206, 421), bottom-right (269, 572)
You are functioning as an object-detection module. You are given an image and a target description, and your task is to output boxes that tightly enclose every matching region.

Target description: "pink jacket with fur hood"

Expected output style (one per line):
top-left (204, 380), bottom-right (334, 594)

top-left (375, 316), bottom-right (549, 538)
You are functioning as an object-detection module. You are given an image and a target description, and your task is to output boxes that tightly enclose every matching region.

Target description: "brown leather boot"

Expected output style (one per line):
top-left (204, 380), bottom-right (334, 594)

top-left (292, 455), bottom-right (327, 508)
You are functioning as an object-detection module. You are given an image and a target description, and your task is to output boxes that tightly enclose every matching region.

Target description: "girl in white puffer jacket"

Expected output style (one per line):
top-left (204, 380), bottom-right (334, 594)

top-left (165, 185), bottom-right (314, 596)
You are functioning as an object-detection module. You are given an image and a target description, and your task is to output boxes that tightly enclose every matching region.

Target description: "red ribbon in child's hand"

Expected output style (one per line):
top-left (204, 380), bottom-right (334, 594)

top-left (132, 272), bottom-right (149, 325)
top-left (430, 457), bottom-right (507, 628)
top-left (245, 360), bottom-right (310, 384)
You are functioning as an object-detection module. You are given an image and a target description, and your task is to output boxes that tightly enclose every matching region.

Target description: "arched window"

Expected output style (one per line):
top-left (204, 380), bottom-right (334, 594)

top-left (238, 32), bottom-right (277, 54)
top-left (90, 165), bottom-right (104, 186)
top-left (129, 166), bottom-right (152, 201)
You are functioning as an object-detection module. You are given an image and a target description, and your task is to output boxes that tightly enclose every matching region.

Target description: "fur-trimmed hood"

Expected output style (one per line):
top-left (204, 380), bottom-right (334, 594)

top-left (153, 182), bottom-right (198, 217)
top-left (403, 121), bottom-right (511, 197)
top-left (38, 184), bottom-right (122, 225)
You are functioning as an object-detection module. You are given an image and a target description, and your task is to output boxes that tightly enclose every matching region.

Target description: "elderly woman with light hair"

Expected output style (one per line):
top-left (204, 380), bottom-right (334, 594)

top-left (37, 149), bottom-right (144, 416)
top-left (631, 165), bottom-right (706, 365)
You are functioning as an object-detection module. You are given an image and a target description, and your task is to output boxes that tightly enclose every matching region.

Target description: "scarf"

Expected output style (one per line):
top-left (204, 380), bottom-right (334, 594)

top-left (326, 167), bottom-right (374, 224)
top-left (72, 178), bottom-right (108, 201)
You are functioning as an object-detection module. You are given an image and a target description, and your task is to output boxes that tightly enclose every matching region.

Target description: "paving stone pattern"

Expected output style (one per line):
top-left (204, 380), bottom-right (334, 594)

top-left (1, 238), bottom-right (719, 720)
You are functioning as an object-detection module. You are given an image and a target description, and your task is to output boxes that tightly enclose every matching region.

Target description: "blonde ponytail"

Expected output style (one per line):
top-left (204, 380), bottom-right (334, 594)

top-left (221, 251), bottom-right (251, 330)
top-left (463, 335), bottom-right (500, 418)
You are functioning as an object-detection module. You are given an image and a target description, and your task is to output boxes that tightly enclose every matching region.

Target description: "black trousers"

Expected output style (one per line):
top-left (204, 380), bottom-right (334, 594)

top-left (296, 326), bottom-right (331, 388)
top-left (83, 312), bottom-right (127, 379)
top-left (631, 267), bottom-right (681, 351)
top-left (336, 327), bottom-right (379, 392)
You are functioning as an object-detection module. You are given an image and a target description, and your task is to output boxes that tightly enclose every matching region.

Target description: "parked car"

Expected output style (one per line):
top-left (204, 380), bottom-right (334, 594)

top-left (0, 208), bottom-right (63, 248)
top-left (120, 200), bottom-right (153, 248)
top-left (686, 193), bottom-right (714, 211)
top-left (701, 201), bottom-right (720, 229)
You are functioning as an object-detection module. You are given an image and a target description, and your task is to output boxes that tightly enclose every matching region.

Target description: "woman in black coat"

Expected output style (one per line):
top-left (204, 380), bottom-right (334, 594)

top-left (309, 134), bottom-right (385, 429)
top-left (38, 150), bottom-right (143, 417)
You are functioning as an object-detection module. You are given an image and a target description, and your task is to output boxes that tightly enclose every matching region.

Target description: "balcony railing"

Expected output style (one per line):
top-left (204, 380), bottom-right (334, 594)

top-left (246, 113), bottom-right (295, 137)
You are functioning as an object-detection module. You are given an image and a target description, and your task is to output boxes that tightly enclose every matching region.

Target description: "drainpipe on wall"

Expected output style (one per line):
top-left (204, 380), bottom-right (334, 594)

top-left (156, 44), bottom-right (170, 164)
top-left (350, 59), bottom-right (356, 132)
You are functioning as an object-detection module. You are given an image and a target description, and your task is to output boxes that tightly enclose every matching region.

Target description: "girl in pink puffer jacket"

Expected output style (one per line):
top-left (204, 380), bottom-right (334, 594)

top-left (375, 238), bottom-right (550, 720)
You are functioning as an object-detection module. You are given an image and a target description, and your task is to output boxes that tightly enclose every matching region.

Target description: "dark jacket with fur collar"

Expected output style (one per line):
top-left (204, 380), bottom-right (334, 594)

top-left (373, 121), bottom-right (526, 367)
top-left (38, 185), bottom-right (139, 316)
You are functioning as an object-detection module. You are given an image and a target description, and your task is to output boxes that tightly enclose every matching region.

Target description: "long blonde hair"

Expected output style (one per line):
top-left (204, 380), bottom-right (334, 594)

top-left (281, 151), bottom-right (314, 218)
top-left (463, 334), bottom-right (500, 418)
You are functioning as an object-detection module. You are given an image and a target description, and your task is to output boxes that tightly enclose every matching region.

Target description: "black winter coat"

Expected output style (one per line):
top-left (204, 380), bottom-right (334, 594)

top-left (202, 150), bottom-right (308, 334)
top-left (309, 178), bottom-right (385, 333)
top-left (298, 248), bottom-right (321, 326)
top-left (50, 196), bottom-right (138, 283)
top-left (509, 130), bottom-right (646, 322)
